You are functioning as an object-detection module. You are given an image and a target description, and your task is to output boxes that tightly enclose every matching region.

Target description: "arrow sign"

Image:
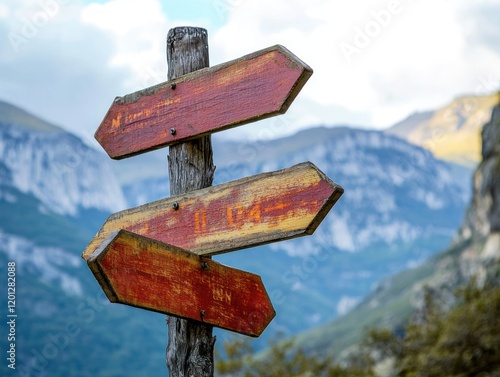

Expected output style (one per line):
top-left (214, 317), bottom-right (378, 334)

top-left (88, 230), bottom-right (275, 337)
top-left (95, 45), bottom-right (313, 159)
top-left (82, 162), bottom-right (343, 260)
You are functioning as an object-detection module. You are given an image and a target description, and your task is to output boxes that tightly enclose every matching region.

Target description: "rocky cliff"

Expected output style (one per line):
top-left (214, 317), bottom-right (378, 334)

top-left (454, 103), bottom-right (500, 281)
top-left (392, 102), bottom-right (500, 322)
top-left (0, 101), bottom-right (126, 216)
top-left (291, 100), bottom-right (500, 358)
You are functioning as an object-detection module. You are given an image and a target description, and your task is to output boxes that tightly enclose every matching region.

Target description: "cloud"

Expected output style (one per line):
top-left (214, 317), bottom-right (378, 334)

top-left (0, 3), bottom-right (9, 18)
top-left (460, 2), bottom-right (500, 51)
top-left (0, 0), bottom-right (192, 144)
top-left (211, 0), bottom-right (500, 133)
top-left (81, 0), bottom-right (169, 90)
top-left (0, 0), bottom-right (134, 144)
top-left (0, 0), bottom-right (498, 144)
top-left (0, 0), bottom-right (219, 143)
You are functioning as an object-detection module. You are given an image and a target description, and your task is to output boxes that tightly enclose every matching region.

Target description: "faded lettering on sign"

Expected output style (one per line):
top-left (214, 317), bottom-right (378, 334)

top-left (193, 203), bottom-right (266, 235)
top-left (190, 200), bottom-right (299, 235)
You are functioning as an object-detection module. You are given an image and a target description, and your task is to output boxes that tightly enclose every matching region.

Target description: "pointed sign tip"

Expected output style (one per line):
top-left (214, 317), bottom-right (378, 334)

top-left (96, 45), bottom-right (313, 159)
top-left (82, 162), bottom-right (343, 260)
top-left (87, 230), bottom-right (276, 337)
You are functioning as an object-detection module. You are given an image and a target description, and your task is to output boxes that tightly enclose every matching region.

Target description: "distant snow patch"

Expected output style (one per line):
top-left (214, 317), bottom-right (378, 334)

top-left (0, 231), bottom-right (83, 296)
top-left (337, 296), bottom-right (360, 316)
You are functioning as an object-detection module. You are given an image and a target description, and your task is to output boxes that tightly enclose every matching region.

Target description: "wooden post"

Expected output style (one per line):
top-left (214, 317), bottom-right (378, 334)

top-left (165, 26), bottom-right (216, 377)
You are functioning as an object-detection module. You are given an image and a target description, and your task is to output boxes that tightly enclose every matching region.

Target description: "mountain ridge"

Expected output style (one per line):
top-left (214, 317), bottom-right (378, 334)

top-left (386, 92), bottom-right (500, 167)
top-left (0, 104), bottom-right (126, 216)
top-left (107, 93), bottom-right (499, 186)
top-left (291, 101), bottom-right (500, 362)
top-left (0, 96), bottom-right (485, 376)
top-left (0, 99), bottom-right (65, 134)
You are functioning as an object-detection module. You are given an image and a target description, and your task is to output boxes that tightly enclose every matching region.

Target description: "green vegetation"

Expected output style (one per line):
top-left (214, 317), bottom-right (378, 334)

top-left (216, 266), bottom-right (500, 377)
top-left (216, 335), bottom-right (375, 377)
top-left (291, 237), bottom-right (474, 358)
top-left (395, 279), bottom-right (500, 376)
top-left (290, 253), bottom-right (436, 356)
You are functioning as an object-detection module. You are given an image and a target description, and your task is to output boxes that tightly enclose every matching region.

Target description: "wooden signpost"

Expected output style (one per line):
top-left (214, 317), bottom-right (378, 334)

top-left (82, 162), bottom-right (343, 260)
top-left (95, 45), bottom-right (312, 159)
top-left (82, 26), bottom-right (344, 376)
top-left (88, 230), bottom-right (275, 337)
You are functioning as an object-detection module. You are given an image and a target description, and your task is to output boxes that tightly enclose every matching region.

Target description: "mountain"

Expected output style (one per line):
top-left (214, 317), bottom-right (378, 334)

top-left (116, 125), bottom-right (472, 349)
top-left (386, 93), bottom-right (499, 167)
top-left (459, 103), bottom-right (500, 242)
top-left (292, 102), bottom-right (500, 360)
top-left (0, 98), bottom-right (478, 376)
top-left (0, 102), bottom-right (171, 376)
top-left (0, 101), bottom-right (126, 216)
top-left (123, 126), bottom-right (471, 257)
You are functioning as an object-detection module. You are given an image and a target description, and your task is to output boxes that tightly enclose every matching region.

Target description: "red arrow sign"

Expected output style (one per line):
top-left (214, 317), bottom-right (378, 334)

top-left (95, 45), bottom-right (313, 159)
top-left (88, 230), bottom-right (275, 337)
top-left (82, 162), bottom-right (343, 260)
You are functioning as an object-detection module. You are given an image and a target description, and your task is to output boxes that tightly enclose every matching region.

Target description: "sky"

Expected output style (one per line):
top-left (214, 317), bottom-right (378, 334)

top-left (0, 0), bottom-right (499, 144)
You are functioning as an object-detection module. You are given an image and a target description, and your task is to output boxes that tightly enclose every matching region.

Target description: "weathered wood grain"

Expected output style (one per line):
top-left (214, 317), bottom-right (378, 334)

top-left (165, 26), bottom-right (215, 377)
top-left (88, 229), bottom-right (275, 337)
top-left (81, 162), bottom-right (343, 260)
top-left (95, 44), bottom-right (313, 159)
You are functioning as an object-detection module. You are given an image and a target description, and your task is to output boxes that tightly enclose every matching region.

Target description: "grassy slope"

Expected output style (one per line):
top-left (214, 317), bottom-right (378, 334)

top-left (292, 238), bottom-right (472, 358)
top-left (386, 93), bottom-right (500, 167)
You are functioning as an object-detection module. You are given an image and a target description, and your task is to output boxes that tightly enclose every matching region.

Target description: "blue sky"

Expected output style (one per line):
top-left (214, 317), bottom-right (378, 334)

top-left (0, 0), bottom-right (499, 144)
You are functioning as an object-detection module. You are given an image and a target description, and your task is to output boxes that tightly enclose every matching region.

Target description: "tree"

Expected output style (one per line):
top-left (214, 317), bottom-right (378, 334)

top-left (216, 265), bottom-right (500, 377)
top-left (215, 335), bottom-right (375, 377)
top-left (367, 277), bottom-right (500, 377)
top-left (398, 280), bottom-right (500, 377)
